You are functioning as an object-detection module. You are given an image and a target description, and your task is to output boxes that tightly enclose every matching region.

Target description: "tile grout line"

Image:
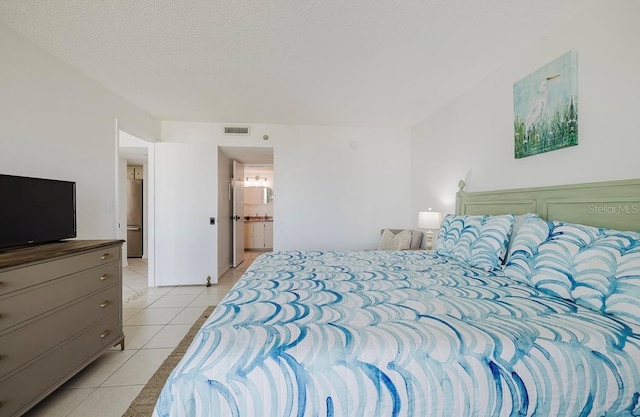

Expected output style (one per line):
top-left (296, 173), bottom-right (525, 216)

top-left (62, 387), bottom-right (98, 417)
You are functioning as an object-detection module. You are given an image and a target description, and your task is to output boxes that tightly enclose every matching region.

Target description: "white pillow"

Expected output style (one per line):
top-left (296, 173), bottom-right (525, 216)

top-left (378, 229), bottom-right (412, 250)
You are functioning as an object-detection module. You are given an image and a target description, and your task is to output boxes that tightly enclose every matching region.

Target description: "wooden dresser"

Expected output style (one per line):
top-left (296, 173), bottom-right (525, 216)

top-left (0, 240), bottom-right (125, 417)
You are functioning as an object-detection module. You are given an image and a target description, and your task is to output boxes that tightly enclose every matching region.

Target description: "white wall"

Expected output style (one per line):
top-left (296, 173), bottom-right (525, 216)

top-left (0, 24), bottom-right (160, 239)
top-left (410, 1), bottom-right (640, 218)
top-left (162, 122), bottom-right (411, 250)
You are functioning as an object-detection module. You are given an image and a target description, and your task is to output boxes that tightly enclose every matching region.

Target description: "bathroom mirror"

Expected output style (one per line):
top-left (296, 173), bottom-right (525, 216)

top-left (245, 186), bottom-right (273, 205)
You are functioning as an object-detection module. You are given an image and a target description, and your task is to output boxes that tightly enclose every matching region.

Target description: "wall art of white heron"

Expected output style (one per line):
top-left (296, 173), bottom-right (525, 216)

top-left (513, 51), bottom-right (578, 159)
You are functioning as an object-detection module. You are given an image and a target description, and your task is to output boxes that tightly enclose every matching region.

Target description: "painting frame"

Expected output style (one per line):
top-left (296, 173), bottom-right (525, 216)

top-left (513, 51), bottom-right (578, 159)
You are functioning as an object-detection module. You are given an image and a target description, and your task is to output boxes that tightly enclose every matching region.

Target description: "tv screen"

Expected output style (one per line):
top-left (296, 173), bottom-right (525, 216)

top-left (0, 174), bottom-right (77, 250)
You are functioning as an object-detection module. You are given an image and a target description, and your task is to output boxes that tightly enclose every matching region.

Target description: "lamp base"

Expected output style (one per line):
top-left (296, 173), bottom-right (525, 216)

top-left (426, 230), bottom-right (434, 251)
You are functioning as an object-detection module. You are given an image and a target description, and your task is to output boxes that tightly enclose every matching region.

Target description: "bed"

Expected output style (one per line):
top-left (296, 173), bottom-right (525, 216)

top-left (153, 179), bottom-right (640, 417)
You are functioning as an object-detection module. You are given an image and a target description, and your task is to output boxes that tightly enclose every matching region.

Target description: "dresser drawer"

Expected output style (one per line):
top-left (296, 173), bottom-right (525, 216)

top-left (0, 245), bottom-right (120, 297)
top-left (0, 261), bottom-right (120, 333)
top-left (0, 285), bottom-right (120, 379)
top-left (0, 314), bottom-right (122, 417)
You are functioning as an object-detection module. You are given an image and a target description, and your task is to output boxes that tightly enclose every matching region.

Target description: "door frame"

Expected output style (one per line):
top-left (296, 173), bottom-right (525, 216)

top-left (232, 161), bottom-right (245, 267)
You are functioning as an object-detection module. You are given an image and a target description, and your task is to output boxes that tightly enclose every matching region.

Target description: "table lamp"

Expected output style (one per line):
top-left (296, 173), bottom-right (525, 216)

top-left (417, 209), bottom-right (442, 250)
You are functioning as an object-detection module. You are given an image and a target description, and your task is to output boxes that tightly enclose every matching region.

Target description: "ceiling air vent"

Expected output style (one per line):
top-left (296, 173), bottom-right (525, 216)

top-left (224, 126), bottom-right (250, 135)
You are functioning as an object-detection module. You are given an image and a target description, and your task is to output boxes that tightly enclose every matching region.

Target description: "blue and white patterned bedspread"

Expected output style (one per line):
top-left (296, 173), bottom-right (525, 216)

top-left (153, 250), bottom-right (640, 417)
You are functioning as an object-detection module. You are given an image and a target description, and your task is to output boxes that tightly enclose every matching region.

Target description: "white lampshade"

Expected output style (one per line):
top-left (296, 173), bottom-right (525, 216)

top-left (417, 210), bottom-right (442, 229)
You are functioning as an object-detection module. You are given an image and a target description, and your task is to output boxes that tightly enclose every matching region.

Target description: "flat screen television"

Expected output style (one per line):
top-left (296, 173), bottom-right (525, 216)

top-left (0, 174), bottom-right (77, 250)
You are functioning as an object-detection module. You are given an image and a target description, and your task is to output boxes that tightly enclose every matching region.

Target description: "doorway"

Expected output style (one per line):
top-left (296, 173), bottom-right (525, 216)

top-left (117, 129), bottom-right (153, 278)
top-left (217, 146), bottom-right (274, 278)
top-left (242, 165), bottom-right (274, 251)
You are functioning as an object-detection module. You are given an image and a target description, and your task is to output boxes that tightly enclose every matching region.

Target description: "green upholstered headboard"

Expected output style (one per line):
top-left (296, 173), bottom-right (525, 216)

top-left (455, 178), bottom-right (640, 232)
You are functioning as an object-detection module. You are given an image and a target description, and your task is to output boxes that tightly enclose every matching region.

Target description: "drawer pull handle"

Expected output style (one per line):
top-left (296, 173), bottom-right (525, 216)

top-left (100, 330), bottom-right (111, 339)
top-left (101, 253), bottom-right (112, 260)
top-left (100, 301), bottom-right (111, 308)
top-left (100, 274), bottom-right (111, 281)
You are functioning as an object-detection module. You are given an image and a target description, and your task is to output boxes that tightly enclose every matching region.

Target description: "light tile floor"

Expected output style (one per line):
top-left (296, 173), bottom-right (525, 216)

top-left (23, 251), bottom-right (265, 417)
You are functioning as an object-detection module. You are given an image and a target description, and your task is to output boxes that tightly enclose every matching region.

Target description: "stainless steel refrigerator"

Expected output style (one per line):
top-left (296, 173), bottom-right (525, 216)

top-left (127, 178), bottom-right (143, 258)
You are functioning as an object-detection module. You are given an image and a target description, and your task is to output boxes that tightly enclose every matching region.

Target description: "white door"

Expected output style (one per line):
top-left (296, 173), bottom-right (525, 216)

top-left (232, 161), bottom-right (245, 267)
top-left (154, 143), bottom-right (218, 286)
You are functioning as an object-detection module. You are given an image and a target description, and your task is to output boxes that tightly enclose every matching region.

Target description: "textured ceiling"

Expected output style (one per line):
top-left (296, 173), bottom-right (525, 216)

top-left (0, 0), bottom-right (599, 127)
